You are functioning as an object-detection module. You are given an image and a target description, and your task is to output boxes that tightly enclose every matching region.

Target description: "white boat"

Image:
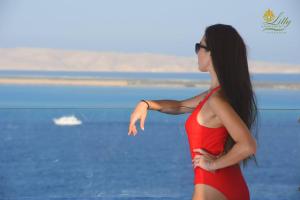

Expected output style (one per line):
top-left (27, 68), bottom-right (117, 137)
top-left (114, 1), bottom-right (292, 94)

top-left (53, 115), bottom-right (82, 126)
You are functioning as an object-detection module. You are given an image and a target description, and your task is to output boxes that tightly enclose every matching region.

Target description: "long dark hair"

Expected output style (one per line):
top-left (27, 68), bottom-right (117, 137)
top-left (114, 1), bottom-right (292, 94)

top-left (204, 24), bottom-right (260, 168)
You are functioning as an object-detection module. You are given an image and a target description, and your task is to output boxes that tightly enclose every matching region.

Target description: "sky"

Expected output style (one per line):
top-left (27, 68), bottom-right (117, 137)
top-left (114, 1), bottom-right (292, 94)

top-left (0, 0), bottom-right (299, 65)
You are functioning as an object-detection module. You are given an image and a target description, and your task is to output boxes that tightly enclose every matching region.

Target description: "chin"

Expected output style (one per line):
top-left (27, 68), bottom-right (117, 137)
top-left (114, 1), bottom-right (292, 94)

top-left (198, 66), bottom-right (207, 72)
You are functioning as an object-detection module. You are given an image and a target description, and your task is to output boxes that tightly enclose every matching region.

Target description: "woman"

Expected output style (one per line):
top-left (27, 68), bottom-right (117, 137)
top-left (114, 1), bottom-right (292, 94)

top-left (128, 24), bottom-right (259, 200)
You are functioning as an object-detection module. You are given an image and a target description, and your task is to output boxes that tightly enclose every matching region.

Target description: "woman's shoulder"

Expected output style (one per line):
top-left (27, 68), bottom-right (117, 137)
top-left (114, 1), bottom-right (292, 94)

top-left (208, 89), bottom-right (230, 107)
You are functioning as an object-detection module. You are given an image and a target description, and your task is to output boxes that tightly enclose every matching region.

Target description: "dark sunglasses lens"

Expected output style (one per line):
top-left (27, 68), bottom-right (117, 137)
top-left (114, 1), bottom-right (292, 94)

top-left (195, 44), bottom-right (200, 54)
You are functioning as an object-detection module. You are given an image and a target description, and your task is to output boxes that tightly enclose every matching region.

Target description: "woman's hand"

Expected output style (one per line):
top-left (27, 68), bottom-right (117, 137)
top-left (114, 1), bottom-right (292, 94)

top-left (192, 148), bottom-right (225, 173)
top-left (128, 101), bottom-right (149, 136)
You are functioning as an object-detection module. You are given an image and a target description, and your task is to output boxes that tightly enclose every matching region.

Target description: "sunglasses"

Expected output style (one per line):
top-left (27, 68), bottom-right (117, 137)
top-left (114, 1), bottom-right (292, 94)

top-left (195, 43), bottom-right (209, 54)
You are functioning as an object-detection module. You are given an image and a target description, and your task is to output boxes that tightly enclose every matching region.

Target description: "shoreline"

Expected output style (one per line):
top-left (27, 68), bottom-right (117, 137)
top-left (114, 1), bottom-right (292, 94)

top-left (0, 77), bottom-right (300, 90)
top-left (0, 69), bottom-right (300, 74)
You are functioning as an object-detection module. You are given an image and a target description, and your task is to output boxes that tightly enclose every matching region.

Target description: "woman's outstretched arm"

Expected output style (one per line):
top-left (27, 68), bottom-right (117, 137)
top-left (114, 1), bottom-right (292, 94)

top-left (144, 90), bottom-right (208, 115)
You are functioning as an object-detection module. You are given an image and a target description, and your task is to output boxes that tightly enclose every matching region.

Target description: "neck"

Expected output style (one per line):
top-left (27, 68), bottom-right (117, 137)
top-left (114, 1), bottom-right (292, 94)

top-left (209, 81), bottom-right (220, 91)
top-left (209, 69), bottom-right (220, 90)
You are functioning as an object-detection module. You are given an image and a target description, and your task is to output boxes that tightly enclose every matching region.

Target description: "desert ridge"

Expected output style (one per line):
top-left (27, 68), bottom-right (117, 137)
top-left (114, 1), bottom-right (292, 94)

top-left (0, 47), bottom-right (299, 74)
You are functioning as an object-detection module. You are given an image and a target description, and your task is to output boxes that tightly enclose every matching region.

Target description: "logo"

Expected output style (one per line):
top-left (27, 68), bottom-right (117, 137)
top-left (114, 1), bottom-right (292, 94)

top-left (262, 9), bottom-right (291, 33)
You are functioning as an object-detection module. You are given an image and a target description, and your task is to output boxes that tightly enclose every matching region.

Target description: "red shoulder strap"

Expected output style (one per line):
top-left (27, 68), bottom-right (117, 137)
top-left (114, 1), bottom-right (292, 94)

top-left (203, 85), bottom-right (221, 101)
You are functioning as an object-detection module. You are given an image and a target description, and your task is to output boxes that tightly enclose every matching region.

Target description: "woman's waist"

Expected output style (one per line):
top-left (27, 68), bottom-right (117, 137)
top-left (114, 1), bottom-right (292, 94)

top-left (189, 145), bottom-right (226, 157)
top-left (186, 132), bottom-right (228, 150)
top-left (194, 162), bottom-right (241, 174)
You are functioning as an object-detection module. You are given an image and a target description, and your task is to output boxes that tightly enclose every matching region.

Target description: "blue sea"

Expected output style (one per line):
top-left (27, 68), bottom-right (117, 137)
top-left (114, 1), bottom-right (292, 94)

top-left (0, 71), bottom-right (299, 200)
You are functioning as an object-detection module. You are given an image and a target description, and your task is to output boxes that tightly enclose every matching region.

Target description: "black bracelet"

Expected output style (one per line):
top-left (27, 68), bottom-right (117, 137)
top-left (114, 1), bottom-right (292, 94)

top-left (140, 99), bottom-right (150, 109)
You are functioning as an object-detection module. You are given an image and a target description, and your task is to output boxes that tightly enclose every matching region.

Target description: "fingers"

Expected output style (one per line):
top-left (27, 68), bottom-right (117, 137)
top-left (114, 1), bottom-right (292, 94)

top-left (128, 125), bottom-right (138, 136)
top-left (128, 103), bottom-right (148, 136)
top-left (192, 154), bottom-right (202, 162)
top-left (192, 155), bottom-right (206, 169)
top-left (140, 114), bottom-right (146, 131)
top-left (128, 116), bottom-right (138, 136)
top-left (192, 155), bottom-right (203, 166)
top-left (128, 113), bottom-right (146, 136)
top-left (192, 155), bottom-right (216, 173)
top-left (192, 154), bottom-right (213, 163)
top-left (193, 148), bottom-right (205, 154)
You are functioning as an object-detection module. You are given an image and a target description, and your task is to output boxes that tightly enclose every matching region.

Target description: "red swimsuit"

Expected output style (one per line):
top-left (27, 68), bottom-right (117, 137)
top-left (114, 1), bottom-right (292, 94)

top-left (185, 85), bottom-right (250, 200)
